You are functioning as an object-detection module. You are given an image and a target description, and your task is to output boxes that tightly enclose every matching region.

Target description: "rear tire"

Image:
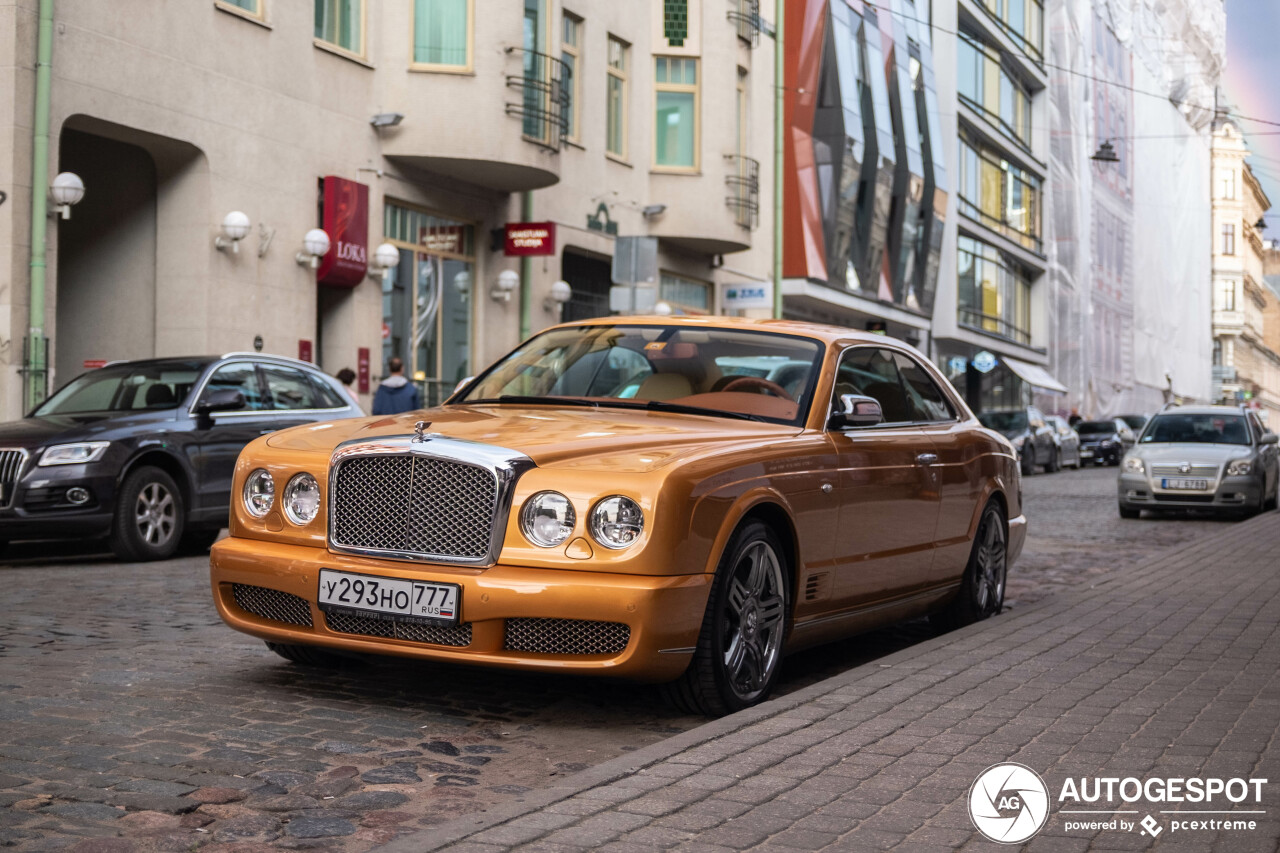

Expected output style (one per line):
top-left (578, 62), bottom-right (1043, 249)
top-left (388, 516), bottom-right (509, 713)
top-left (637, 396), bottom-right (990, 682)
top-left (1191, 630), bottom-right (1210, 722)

top-left (1047, 448), bottom-right (1062, 473)
top-left (661, 521), bottom-right (789, 717)
top-left (1118, 504), bottom-right (1140, 519)
top-left (267, 642), bottom-right (345, 668)
top-left (110, 466), bottom-right (184, 562)
top-left (1020, 449), bottom-right (1035, 477)
top-left (933, 502), bottom-right (1007, 631)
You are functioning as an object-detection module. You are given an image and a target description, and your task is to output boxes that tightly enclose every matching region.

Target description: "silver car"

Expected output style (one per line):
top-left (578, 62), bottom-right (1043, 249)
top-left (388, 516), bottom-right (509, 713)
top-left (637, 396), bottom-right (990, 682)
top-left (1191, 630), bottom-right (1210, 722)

top-left (1118, 405), bottom-right (1280, 518)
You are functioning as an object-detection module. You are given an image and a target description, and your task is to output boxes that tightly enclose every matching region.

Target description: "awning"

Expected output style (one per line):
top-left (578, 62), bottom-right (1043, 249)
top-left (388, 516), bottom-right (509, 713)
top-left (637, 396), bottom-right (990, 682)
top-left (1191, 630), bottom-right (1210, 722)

top-left (1002, 356), bottom-right (1069, 394)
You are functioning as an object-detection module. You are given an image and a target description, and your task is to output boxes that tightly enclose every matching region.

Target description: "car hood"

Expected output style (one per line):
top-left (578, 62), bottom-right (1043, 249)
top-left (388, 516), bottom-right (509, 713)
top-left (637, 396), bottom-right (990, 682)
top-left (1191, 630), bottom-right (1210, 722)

top-left (266, 404), bottom-right (804, 473)
top-left (1130, 443), bottom-right (1252, 464)
top-left (0, 412), bottom-right (170, 448)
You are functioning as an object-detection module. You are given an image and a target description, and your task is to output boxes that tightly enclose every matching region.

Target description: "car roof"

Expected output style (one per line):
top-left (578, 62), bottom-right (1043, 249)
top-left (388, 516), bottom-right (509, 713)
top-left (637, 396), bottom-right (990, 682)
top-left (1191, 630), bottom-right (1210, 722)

top-left (95, 353), bottom-right (328, 372)
top-left (1153, 406), bottom-right (1249, 416)
top-left (546, 315), bottom-right (914, 348)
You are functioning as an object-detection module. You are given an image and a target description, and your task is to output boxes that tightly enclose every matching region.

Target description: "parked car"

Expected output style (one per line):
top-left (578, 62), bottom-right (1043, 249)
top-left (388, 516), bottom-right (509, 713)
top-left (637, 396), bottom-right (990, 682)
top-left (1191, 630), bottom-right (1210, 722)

top-left (1117, 413), bottom-right (1149, 434)
top-left (210, 318), bottom-right (1027, 716)
top-left (977, 406), bottom-right (1057, 475)
top-left (1043, 415), bottom-right (1082, 469)
top-left (1074, 418), bottom-right (1136, 466)
top-left (1118, 405), bottom-right (1279, 518)
top-left (0, 354), bottom-right (358, 561)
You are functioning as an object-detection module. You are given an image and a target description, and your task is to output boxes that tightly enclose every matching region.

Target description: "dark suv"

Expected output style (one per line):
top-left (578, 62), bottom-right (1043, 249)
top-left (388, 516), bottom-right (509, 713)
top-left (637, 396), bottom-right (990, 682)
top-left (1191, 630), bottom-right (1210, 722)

top-left (978, 406), bottom-right (1057, 475)
top-left (0, 354), bottom-right (359, 561)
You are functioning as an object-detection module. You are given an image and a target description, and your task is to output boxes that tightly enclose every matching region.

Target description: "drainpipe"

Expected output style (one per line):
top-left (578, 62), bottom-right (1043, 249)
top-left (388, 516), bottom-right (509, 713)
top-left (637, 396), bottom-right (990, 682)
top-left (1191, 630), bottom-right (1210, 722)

top-left (26, 0), bottom-right (54, 411)
top-left (519, 190), bottom-right (533, 341)
top-left (772, 0), bottom-right (785, 320)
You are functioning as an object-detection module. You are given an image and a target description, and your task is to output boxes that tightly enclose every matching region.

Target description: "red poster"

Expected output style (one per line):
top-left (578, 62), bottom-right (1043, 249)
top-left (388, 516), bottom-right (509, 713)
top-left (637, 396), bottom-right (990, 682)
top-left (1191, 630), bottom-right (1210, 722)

top-left (357, 347), bottom-right (370, 394)
top-left (317, 176), bottom-right (369, 287)
top-left (83, 359), bottom-right (107, 369)
top-left (504, 222), bottom-right (556, 256)
top-left (298, 340), bottom-right (313, 363)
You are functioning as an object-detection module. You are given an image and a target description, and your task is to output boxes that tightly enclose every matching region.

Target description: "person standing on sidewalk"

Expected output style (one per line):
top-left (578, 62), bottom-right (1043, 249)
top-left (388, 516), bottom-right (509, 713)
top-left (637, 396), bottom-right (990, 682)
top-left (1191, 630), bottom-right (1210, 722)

top-left (333, 367), bottom-right (364, 415)
top-left (372, 357), bottom-right (421, 415)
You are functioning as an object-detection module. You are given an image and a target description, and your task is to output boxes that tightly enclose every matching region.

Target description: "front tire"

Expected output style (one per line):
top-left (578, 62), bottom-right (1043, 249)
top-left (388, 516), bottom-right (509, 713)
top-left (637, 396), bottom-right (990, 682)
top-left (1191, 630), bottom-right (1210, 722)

top-left (934, 502), bottom-right (1007, 631)
top-left (110, 466), bottom-right (184, 562)
top-left (1047, 448), bottom-right (1062, 473)
top-left (1020, 448), bottom-right (1035, 477)
top-left (662, 521), bottom-right (789, 716)
top-left (1119, 504), bottom-right (1140, 519)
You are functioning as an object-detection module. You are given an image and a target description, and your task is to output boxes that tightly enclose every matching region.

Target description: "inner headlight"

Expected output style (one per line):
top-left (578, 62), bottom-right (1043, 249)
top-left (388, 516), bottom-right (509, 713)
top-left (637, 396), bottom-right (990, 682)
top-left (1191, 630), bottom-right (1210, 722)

top-left (589, 496), bottom-right (644, 550)
top-left (1099, 439), bottom-right (1115, 447)
top-left (283, 473), bottom-right (321, 525)
top-left (1122, 456), bottom-right (1144, 474)
top-left (1227, 459), bottom-right (1253, 476)
top-left (39, 441), bottom-right (110, 466)
top-left (520, 491), bottom-right (576, 547)
top-left (243, 469), bottom-right (275, 518)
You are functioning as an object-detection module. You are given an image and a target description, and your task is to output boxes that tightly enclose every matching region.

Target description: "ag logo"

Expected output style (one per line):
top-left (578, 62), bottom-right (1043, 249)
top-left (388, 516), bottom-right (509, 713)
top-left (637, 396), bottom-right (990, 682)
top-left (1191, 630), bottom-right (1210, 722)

top-left (969, 763), bottom-right (1050, 843)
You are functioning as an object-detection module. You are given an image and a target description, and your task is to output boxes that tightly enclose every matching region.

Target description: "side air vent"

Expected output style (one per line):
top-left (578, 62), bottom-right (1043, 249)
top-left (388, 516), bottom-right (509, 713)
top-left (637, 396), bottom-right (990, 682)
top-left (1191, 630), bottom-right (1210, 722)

top-left (804, 572), bottom-right (831, 603)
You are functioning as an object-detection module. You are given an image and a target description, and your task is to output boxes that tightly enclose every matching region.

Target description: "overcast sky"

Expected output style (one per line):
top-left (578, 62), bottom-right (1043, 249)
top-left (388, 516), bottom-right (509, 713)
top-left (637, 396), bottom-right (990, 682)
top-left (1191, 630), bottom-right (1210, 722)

top-left (1222, 0), bottom-right (1280, 217)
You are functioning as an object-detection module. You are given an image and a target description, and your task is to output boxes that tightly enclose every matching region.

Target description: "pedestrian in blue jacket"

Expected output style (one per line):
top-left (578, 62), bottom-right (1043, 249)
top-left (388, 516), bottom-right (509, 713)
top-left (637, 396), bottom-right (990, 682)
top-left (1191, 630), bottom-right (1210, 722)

top-left (372, 357), bottom-right (421, 415)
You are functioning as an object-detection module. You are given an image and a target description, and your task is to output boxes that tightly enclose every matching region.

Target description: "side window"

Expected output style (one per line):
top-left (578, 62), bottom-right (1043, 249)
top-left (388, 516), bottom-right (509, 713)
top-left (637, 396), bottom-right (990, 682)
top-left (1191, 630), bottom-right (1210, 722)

top-left (833, 348), bottom-right (911, 423)
top-left (306, 372), bottom-right (349, 409)
top-left (261, 365), bottom-right (323, 410)
top-left (1248, 413), bottom-right (1265, 442)
top-left (892, 353), bottom-right (956, 423)
top-left (201, 363), bottom-right (268, 411)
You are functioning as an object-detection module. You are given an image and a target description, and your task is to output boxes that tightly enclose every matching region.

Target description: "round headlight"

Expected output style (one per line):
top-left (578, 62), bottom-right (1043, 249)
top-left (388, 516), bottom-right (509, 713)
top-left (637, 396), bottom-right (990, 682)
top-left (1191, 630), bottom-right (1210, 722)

top-left (243, 469), bottom-right (274, 518)
top-left (283, 473), bottom-right (321, 525)
top-left (520, 491), bottom-right (576, 547)
top-left (589, 496), bottom-right (644, 550)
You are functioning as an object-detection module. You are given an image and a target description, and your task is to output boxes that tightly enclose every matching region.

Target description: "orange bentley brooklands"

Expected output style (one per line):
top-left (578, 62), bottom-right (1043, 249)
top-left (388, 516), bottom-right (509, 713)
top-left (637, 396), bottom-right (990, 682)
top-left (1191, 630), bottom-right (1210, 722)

top-left (210, 317), bottom-right (1025, 715)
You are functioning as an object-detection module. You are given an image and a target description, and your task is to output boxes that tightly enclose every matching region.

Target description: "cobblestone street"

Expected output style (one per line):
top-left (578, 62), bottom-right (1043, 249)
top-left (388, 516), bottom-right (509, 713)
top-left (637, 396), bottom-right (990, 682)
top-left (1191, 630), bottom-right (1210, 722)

top-left (0, 466), bottom-right (1250, 851)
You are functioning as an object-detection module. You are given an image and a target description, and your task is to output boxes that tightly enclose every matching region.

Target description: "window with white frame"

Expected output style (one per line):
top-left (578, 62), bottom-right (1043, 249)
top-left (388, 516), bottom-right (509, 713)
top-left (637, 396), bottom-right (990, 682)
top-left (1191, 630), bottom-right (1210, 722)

top-left (315, 0), bottom-right (364, 56)
top-left (655, 57), bottom-right (699, 169)
top-left (562, 13), bottom-right (582, 142)
top-left (218, 0), bottom-right (263, 19)
top-left (606, 36), bottom-right (629, 158)
top-left (1222, 223), bottom-right (1236, 256)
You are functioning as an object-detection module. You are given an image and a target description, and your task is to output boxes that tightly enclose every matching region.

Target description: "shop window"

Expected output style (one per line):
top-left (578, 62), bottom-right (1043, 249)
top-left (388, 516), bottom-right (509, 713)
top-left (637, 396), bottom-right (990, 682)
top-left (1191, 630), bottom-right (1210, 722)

top-left (660, 273), bottom-right (710, 313)
top-left (413, 0), bottom-right (473, 71)
top-left (655, 57), bottom-right (698, 170)
top-left (561, 13), bottom-right (583, 142)
top-left (607, 36), bottom-right (630, 159)
top-left (315, 0), bottom-right (364, 57)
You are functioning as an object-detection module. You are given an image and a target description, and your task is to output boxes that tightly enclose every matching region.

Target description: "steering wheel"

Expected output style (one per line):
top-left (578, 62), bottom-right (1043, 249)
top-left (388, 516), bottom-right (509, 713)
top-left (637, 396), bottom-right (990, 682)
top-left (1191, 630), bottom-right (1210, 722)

top-left (720, 376), bottom-right (795, 402)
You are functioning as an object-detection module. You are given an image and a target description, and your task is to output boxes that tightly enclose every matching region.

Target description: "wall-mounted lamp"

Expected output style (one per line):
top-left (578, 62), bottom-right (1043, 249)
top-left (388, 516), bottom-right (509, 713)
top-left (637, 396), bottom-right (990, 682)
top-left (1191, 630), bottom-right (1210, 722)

top-left (491, 269), bottom-right (520, 303)
top-left (214, 211), bottom-right (252, 253)
top-left (366, 241), bottom-right (401, 279)
top-left (50, 171), bottom-right (85, 219)
top-left (544, 279), bottom-right (572, 312)
top-left (653, 300), bottom-right (674, 316)
top-left (1091, 140), bottom-right (1120, 164)
top-left (370, 112), bottom-right (405, 128)
top-left (642, 203), bottom-right (667, 219)
top-left (296, 228), bottom-right (331, 268)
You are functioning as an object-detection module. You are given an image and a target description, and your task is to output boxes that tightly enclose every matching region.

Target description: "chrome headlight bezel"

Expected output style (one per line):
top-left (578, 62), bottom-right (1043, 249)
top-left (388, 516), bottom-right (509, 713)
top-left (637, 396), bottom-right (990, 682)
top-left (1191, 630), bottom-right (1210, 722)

top-left (282, 472), bottom-right (321, 525)
top-left (1227, 459), bottom-right (1253, 476)
top-left (519, 490), bottom-right (577, 548)
top-left (243, 469), bottom-right (275, 518)
top-left (589, 495), bottom-right (644, 550)
top-left (38, 441), bottom-right (110, 466)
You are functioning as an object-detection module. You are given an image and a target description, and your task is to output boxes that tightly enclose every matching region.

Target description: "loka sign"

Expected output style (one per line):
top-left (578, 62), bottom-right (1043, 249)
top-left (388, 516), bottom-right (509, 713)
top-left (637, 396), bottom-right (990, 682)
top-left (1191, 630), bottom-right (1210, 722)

top-left (721, 282), bottom-right (773, 310)
top-left (317, 176), bottom-right (369, 287)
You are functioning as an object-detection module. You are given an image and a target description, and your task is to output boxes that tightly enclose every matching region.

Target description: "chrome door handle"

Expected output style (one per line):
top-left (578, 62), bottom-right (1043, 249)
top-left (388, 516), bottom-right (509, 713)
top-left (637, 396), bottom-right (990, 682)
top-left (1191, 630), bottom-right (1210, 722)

top-left (916, 453), bottom-right (938, 466)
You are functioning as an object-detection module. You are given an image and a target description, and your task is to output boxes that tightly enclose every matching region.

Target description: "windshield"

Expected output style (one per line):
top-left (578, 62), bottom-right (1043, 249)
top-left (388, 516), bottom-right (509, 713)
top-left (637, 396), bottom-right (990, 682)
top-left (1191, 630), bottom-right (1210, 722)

top-left (977, 411), bottom-right (1028, 433)
top-left (1141, 414), bottom-right (1251, 446)
top-left (454, 324), bottom-right (824, 425)
top-left (34, 361), bottom-right (207, 416)
top-left (1076, 420), bottom-right (1116, 433)
top-left (1120, 415), bottom-right (1147, 430)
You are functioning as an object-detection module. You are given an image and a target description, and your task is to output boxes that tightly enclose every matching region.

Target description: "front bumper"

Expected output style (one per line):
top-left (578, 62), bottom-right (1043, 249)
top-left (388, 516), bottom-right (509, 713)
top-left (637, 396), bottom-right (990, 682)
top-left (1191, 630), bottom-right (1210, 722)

top-left (1118, 472), bottom-right (1262, 511)
top-left (1080, 444), bottom-right (1121, 464)
top-left (0, 465), bottom-right (117, 541)
top-left (209, 536), bottom-right (713, 682)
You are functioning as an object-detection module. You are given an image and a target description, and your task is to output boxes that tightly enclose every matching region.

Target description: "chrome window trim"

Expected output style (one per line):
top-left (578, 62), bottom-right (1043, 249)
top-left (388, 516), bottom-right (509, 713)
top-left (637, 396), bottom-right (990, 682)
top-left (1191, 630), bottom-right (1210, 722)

top-left (326, 435), bottom-right (534, 567)
top-left (0, 447), bottom-right (31, 509)
top-left (824, 343), bottom-right (962, 433)
top-left (186, 358), bottom-right (354, 418)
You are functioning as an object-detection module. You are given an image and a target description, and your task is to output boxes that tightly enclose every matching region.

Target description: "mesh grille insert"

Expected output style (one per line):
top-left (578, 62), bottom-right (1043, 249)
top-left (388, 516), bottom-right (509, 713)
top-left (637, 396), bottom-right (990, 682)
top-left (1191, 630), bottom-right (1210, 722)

top-left (324, 611), bottom-right (473, 647)
top-left (331, 454), bottom-right (498, 560)
top-left (504, 618), bottom-right (631, 656)
top-left (232, 584), bottom-right (314, 628)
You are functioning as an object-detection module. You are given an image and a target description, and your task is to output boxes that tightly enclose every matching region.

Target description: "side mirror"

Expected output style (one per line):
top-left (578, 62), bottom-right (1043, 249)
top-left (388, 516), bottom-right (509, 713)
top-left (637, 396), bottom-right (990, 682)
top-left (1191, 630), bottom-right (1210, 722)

top-left (828, 394), bottom-right (884, 430)
top-left (1261, 432), bottom-right (1279, 446)
top-left (194, 388), bottom-right (246, 415)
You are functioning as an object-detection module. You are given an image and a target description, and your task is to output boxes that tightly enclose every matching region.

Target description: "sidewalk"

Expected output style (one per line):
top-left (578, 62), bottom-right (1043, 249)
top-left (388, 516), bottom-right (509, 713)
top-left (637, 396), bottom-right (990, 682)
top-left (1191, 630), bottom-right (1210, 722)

top-left (377, 512), bottom-right (1280, 853)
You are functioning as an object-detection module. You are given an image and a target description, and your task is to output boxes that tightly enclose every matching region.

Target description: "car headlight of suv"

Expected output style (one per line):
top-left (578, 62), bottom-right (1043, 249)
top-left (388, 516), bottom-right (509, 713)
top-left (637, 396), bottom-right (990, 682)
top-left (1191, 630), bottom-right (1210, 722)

top-left (1099, 439), bottom-right (1115, 448)
top-left (1227, 459), bottom-right (1253, 476)
top-left (283, 473), bottom-right (321, 525)
top-left (39, 441), bottom-right (110, 466)
top-left (520, 491), bottom-right (576, 547)
top-left (1122, 456), bottom-right (1144, 474)
top-left (590, 496), bottom-right (644, 550)
top-left (243, 469), bottom-right (275, 518)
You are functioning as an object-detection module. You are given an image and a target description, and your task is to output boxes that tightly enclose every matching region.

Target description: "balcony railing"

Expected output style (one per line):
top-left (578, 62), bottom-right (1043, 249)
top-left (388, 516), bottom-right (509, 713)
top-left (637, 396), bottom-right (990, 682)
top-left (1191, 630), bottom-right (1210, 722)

top-left (958, 196), bottom-right (1043, 254)
top-left (725, 154), bottom-right (760, 230)
top-left (958, 307), bottom-right (1031, 346)
top-left (727, 0), bottom-right (762, 47)
top-left (504, 48), bottom-right (571, 152)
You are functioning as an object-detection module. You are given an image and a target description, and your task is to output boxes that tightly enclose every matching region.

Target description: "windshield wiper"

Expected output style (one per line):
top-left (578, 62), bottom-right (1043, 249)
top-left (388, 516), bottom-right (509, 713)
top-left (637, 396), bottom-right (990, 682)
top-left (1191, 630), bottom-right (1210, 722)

top-left (640, 400), bottom-right (763, 422)
top-left (464, 395), bottom-right (600, 408)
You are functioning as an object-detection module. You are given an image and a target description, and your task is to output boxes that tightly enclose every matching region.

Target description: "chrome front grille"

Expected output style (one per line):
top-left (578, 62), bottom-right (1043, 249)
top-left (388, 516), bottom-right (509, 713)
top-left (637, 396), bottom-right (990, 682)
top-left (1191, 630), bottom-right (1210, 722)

top-left (0, 449), bottom-right (28, 508)
top-left (232, 584), bottom-right (314, 628)
top-left (1150, 464), bottom-right (1219, 478)
top-left (324, 611), bottom-right (472, 647)
top-left (330, 454), bottom-right (498, 561)
top-left (504, 618), bottom-right (631, 656)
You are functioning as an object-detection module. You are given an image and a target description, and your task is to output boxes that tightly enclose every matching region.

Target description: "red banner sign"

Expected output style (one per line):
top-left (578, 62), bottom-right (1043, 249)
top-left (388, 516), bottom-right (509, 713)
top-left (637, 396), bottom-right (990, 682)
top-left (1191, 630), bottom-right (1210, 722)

top-left (504, 222), bottom-right (556, 256)
top-left (357, 347), bottom-right (371, 394)
top-left (298, 340), bottom-right (313, 363)
top-left (83, 359), bottom-right (107, 369)
top-left (317, 176), bottom-right (369, 287)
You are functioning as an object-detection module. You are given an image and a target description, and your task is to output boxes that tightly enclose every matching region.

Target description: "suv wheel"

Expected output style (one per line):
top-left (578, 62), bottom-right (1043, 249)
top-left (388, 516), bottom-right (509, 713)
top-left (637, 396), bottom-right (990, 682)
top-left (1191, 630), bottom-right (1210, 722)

top-left (111, 466), bottom-right (185, 562)
top-left (1118, 504), bottom-right (1140, 519)
top-left (1020, 448), bottom-right (1035, 477)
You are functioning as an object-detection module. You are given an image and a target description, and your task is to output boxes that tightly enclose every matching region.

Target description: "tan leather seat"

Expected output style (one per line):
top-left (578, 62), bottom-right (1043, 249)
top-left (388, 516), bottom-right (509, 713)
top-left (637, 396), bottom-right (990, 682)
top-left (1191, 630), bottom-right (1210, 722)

top-left (635, 373), bottom-right (694, 401)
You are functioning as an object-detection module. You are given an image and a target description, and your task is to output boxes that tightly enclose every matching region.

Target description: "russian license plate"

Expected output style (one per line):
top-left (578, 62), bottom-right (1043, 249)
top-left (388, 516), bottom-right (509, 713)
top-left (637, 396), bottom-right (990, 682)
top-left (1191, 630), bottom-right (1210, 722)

top-left (1080, 448), bottom-right (1093, 457)
top-left (318, 569), bottom-right (460, 626)
top-left (1161, 478), bottom-right (1209, 491)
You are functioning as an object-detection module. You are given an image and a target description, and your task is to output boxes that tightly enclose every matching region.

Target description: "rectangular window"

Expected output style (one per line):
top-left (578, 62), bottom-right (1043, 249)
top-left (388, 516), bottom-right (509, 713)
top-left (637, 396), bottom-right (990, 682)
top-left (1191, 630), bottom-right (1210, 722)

top-left (956, 236), bottom-right (1033, 345)
top-left (957, 135), bottom-right (1042, 252)
top-left (1221, 169), bottom-right (1237, 200)
top-left (607, 36), bottom-right (629, 159)
top-left (315, 0), bottom-right (363, 56)
top-left (655, 57), bottom-right (699, 169)
top-left (218, 0), bottom-right (263, 17)
top-left (413, 0), bottom-right (472, 70)
top-left (562, 13), bottom-right (582, 142)
top-left (1217, 280), bottom-right (1236, 311)
top-left (1223, 223), bottom-right (1236, 255)
top-left (659, 272), bottom-right (711, 313)
top-left (958, 32), bottom-right (1032, 148)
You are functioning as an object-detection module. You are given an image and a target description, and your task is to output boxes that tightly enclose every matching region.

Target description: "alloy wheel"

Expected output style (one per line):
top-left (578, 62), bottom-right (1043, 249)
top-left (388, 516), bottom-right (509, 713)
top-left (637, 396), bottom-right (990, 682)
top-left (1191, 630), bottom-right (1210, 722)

top-left (135, 482), bottom-right (176, 546)
top-left (722, 540), bottom-right (786, 701)
top-left (972, 509), bottom-right (1007, 616)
